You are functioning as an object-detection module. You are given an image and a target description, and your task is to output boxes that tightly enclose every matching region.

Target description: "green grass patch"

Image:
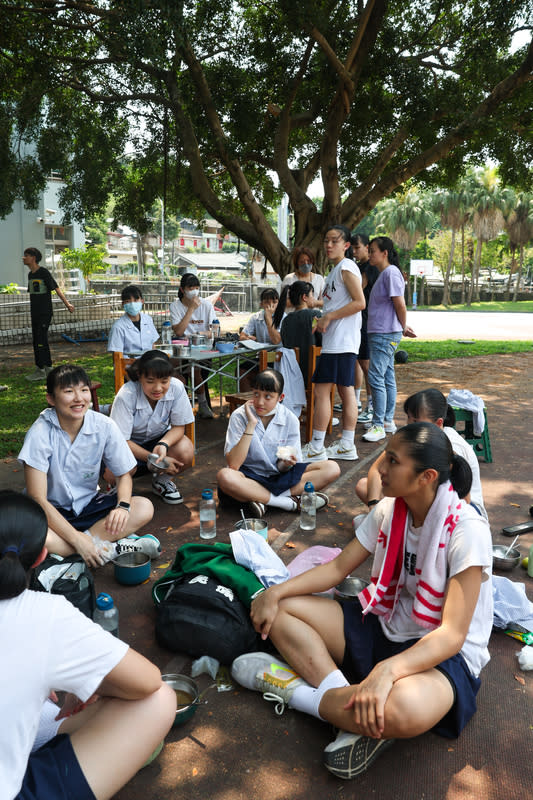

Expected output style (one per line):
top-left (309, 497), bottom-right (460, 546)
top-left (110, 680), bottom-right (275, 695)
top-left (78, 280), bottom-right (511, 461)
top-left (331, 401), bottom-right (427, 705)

top-left (1, 340), bottom-right (531, 459)
top-left (413, 300), bottom-right (533, 313)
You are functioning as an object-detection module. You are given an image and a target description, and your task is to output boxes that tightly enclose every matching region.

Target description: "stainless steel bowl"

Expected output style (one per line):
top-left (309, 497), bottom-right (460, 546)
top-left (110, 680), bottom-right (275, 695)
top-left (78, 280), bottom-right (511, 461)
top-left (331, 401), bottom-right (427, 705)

top-left (492, 545), bottom-right (521, 571)
top-left (334, 575), bottom-right (369, 600)
top-left (161, 674), bottom-right (200, 727)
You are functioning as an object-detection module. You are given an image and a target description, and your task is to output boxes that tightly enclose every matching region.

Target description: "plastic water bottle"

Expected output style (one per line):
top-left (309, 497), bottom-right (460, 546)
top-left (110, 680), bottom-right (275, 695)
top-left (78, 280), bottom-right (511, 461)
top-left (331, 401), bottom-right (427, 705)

top-left (161, 321), bottom-right (172, 346)
top-left (211, 319), bottom-right (221, 339)
top-left (528, 543), bottom-right (533, 579)
top-left (199, 489), bottom-right (217, 539)
top-left (93, 592), bottom-right (119, 637)
top-left (300, 481), bottom-right (317, 530)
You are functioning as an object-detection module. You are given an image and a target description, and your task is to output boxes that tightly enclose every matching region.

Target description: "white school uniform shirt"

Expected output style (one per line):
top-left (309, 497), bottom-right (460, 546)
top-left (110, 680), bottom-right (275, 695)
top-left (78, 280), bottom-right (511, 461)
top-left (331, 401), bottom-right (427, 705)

top-left (18, 408), bottom-right (136, 515)
top-left (356, 500), bottom-right (493, 677)
top-left (321, 257), bottom-right (362, 354)
top-left (111, 377), bottom-right (194, 445)
top-left (242, 309), bottom-right (281, 343)
top-left (107, 312), bottom-right (160, 354)
top-left (0, 590), bottom-right (128, 800)
top-left (169, 298), bottom-right (216, 335)
top-left (224, 402), bottom-right (302, 478)
top-left (444, 426), bottom-right (488, 521)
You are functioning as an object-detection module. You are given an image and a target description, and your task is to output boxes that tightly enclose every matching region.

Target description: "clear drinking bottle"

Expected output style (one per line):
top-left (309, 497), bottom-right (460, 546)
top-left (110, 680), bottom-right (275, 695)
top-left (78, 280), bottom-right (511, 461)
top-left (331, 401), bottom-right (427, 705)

top-left (93, 592), bottom-right (119, 637)
top-left (199, 489), bottom-right (217, 539)
top-left (300, 481), bottom-right (317, 530)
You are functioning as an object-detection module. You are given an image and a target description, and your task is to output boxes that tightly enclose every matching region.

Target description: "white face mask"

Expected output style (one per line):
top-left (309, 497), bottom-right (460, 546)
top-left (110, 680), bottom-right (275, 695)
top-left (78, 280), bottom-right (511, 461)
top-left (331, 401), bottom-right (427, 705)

top-left (185, 288), bottom-right (200, 299)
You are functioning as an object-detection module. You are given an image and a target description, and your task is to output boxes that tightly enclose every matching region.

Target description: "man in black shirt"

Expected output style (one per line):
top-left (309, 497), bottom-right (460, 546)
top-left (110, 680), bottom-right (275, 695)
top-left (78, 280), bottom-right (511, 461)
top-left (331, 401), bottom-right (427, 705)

top-left (24, 247), bottom-right (75, 381)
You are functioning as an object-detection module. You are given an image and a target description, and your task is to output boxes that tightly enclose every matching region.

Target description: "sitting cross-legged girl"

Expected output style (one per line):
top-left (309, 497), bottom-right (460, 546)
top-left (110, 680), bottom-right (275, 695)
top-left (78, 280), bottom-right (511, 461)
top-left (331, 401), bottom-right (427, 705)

top-left (217, 368), bottom-right (340, 518)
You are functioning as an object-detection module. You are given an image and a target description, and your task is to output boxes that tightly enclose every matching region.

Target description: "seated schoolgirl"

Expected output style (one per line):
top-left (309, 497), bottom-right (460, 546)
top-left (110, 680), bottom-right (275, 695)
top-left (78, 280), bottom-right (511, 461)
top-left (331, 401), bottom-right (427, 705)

top-left (109, 350), bottom-right (194, 505)
top-left (231, 423), bottom-right (493, 780)
top-left (239, 287), bottom-right (282, 391)
top-left (170, 272), bottom-right (216, 419)
top-left (280, 280), bottom-right (322, 386)
top-left (354, 388), bottom-right (488, 526)
top-left (18, 365), bottom-right (157, 569)
top-left (107, 284), bottom-right (160, 355)
top-left (0, 491), bottom-right (176, 800)
top-left (217, 368), bottom-right (340, 518)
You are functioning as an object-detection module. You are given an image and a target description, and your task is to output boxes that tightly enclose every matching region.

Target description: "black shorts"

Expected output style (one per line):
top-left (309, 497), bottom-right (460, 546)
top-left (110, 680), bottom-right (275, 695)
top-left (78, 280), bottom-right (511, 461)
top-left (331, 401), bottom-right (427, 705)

top-left (341, 599), bottom-right (481, 739)
top-left (312, 352), bottom-right (357, 387)
top-left (358, 327), bottom-right (369, 361)
top-left (17, 734), bottom-right (95, 800)
top-left (54, 493), bottom-right (117, 531)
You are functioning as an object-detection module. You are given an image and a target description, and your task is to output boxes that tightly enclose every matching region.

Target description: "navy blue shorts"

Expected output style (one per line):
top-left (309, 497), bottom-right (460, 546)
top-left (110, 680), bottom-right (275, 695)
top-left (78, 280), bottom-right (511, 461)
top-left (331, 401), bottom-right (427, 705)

top-left (17, 734), bottom-right (95, 800)
top-left (54, 493), bottom-right (117, 531)
top-left (312, 352), bottom-right (357, 387)
top-left (240, 463), bottom-right (308, 495)
top-left (340, 599), bottom-right (481, 739)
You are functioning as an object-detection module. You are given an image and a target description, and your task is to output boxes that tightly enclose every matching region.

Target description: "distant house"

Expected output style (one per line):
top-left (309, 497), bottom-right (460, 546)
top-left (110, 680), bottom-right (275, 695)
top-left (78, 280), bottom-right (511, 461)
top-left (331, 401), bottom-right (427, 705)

top-left (0, 174), bottom-right (84, 286)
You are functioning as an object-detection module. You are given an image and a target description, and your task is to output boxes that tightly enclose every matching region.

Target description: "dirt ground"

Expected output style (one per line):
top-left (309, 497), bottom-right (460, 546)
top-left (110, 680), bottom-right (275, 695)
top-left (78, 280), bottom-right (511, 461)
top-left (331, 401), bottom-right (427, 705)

top-left (1, 342), bottom-right (532, 799)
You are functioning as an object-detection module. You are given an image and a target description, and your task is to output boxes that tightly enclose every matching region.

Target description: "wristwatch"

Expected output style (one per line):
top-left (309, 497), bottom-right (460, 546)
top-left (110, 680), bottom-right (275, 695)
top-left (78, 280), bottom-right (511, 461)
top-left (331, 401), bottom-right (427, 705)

top-left (116, 501), bottom-right (131, 511)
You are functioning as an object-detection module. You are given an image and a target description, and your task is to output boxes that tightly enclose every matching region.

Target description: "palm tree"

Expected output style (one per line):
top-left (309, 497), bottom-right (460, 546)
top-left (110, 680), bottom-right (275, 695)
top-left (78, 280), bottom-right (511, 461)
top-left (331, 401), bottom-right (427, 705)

top-left (467, 168), bottom-right (515, 305)
top-left (504, 192), bottom-right (533, 301)
top-left (375, 185), bottom-right (436, 304)
top-left (433, 181), bottom-right (472, 306)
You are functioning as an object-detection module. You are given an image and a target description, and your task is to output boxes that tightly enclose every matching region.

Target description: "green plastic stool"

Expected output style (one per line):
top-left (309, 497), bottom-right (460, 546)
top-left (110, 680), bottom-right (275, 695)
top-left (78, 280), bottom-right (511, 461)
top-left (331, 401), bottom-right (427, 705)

top-left (452, 406), bottom-right (493, 463)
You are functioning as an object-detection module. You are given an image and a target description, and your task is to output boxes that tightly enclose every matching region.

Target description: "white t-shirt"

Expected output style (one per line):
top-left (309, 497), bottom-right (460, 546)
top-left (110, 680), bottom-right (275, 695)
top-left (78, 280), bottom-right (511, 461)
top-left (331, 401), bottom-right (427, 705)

top-left (320, 258), bottom-right (362, 354)
top-left (107, 312), bottom-right (160, 354)
top-left (444, 426), bottom-right (487, 520)
top-left (0, 590), bottom-right (128, 799)
top-left (169, 298), bottom-right (215, 335)
top-left (224, 402), bottom-right (302, 478)
top-left (111, 377), bottom-right (194, 444)
top-left (281, 272), bottom-right (325, 300)
top-left (18, 409), bottom-right (137, 515)
top-left (356, 499), bottom-right (493, 677)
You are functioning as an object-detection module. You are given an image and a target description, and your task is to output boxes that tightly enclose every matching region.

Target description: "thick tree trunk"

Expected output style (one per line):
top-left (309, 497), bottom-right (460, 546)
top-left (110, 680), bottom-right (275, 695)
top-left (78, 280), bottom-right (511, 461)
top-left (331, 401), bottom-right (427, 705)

top-left (442, 228), bottom-right (456, 306)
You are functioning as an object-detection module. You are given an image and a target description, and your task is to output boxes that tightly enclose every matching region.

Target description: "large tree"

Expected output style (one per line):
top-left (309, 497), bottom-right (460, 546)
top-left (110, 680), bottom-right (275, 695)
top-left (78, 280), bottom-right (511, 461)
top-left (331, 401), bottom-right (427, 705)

top-left (1, 1), bottom-right (532, 275)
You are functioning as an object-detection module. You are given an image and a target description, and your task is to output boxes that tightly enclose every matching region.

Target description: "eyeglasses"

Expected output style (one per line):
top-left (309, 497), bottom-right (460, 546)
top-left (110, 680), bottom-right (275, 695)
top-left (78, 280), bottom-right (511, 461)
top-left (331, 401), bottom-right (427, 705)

top-left (323, 236), bottom-right (343, 245)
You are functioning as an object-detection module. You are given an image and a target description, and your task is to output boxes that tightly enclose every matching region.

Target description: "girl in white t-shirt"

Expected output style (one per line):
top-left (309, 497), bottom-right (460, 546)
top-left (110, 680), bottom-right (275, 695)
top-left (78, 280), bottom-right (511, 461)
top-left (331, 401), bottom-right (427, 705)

top-left (355, 388), bottom-right (488, 523)
top-left (169, 272), bottom-right (216, 418)
top-left (302, 226), bottom-right (365, 464)
top-left (0, 491), bottom-right (176, 800)
top-left (108, 350), bottom-right (195, 506)
top-left (231, 423), bottom-right (492, 780)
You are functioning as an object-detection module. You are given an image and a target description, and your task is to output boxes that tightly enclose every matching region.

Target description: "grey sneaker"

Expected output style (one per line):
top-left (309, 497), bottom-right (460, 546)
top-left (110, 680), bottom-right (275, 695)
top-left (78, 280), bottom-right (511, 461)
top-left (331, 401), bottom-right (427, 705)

top-left (323, 730), bottom-right (395, 779)
top-left (197, 403), bottom-right (214, 419)
top-left (231, 652), bottom-right (308, 715)
top-left (25, 367), bottom-right (47, 382)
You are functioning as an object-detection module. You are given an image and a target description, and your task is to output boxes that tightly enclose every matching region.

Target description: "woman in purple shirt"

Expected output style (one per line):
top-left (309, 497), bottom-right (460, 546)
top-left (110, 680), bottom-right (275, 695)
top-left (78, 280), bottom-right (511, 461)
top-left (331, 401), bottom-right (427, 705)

top-left (363, 237), bottom-right (416, 442)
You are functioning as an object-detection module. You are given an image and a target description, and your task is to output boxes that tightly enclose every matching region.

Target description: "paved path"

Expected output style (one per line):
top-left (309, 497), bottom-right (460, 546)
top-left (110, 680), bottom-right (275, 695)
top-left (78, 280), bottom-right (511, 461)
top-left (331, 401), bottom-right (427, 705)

top-left (404, 310), bottom-right (532, 340)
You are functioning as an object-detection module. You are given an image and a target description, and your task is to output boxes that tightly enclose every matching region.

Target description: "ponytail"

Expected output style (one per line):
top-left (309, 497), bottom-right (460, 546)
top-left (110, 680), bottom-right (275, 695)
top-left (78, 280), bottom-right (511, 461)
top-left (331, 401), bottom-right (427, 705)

top-left (369, 236), bottom-right (400, 267)
top-left (272, 286), bottom-right (289, 329)
top-left (450, 454), bottom-right (472, 500)
top-left (0, 492), bottom-right (48, 600)
top-left (396, 422), bottom-right (472, 496)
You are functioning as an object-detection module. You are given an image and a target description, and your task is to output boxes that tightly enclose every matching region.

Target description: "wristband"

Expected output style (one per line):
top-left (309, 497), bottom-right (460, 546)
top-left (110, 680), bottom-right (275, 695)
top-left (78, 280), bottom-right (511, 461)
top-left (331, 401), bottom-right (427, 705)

top-left (116, 501), bottom-right (131, 512)
top-left (243, 432), bottom-right (253, 436)
top-left (367, 499), bottom-right (379, 508)
top-left (155, 441), bottom-right (169, 451)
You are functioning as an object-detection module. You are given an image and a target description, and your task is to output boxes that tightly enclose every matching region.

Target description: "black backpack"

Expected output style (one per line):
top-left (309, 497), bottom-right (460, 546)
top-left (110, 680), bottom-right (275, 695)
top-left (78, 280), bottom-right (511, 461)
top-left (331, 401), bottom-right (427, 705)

top-left (154, 573), bottom-right (259, 664)
top-left (30, 553), bottom-right (96, 619)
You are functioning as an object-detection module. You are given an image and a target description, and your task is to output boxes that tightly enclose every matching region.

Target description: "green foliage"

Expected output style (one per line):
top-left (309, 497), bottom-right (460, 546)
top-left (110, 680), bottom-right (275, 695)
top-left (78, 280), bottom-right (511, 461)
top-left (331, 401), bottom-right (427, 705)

top-left (1, 0), bottom-right (531, 272)
top-left (60, 246), bottom-right (107, 281)
top-left (0, 282), bottom-right (20, 293)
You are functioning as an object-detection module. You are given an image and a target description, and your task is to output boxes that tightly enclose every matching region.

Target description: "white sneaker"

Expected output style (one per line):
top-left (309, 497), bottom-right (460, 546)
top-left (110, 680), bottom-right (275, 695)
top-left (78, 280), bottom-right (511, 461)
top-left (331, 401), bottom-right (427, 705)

top-left (115, 534), bottom-right (161, 559)
top-left (25, 367), bottom-right (46, 382)
top-left (384, 421), bottom-right (397, 433)
top-left (332, 417), bottom-right (340, 427)
top-left (151, 474), bottom-right (183, 504)
top-left (301, 442), bottom-right (328, 462)
top-left (231, 652), bottom-right (308, 715)
top-left (323, 730), bottom-right (395, 779)
top-left (197, 404), bottom-right (214, 419)
top-left (352, 513), bottom-right (368, 531)
top-left (362, 425), bottom-right (386, 442)
top-left (325, 441), bottom-right (359, 461)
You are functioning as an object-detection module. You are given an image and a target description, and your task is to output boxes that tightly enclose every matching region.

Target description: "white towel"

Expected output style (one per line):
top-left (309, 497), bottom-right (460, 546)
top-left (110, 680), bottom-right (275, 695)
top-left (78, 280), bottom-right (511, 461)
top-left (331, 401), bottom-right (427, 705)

top-left (448, 388), bottom-right (485, 435)
top-left (276, 347), bottom-right (307, 417)
top-left (492, 575), bottom-right (533, 632)
top-left (230, 529), bottom-right (290, 587)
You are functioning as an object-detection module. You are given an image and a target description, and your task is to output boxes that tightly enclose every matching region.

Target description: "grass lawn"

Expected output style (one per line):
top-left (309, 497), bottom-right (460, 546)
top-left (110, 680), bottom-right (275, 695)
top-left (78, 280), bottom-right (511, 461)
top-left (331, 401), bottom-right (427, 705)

top-left (413, 300), bottom-right (533, 313)
top-left (0, 339), bottom-right (531, 459)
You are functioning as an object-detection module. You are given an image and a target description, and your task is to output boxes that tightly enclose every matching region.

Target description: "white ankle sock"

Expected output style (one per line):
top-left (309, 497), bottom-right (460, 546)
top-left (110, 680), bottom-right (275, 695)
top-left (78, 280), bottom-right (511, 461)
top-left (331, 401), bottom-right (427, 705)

top-left (341, 430), bottom-right (355, 444)
top-left (355, 389), bottom-right (361, 403)
top-left (267, 493), bottom-right (297, 511)
top-left (289, 669), bottom-right (349, 720)
top-left (311, 430), bottom-right (326, 449)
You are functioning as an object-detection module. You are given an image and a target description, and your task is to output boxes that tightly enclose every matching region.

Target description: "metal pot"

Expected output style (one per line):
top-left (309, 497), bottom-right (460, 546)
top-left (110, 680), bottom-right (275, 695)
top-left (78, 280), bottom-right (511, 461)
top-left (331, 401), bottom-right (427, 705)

top-left (113, 552), bottom-right (151, 586)
top-left (161, 674), bottom-right (201, 727)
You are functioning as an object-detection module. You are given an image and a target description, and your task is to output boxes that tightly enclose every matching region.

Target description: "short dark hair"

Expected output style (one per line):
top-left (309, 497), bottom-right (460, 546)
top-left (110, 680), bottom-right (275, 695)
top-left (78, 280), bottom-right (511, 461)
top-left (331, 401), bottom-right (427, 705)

top-left (24, 247), bottom-right (42, 263)
top-left (0, 491), bottom-right (48, 600)
top-left (351, 233), bottom-right (369, 247)
top-left (291, 247), bottom-right (315, 269)
top-left (259, 288), bottom-right (279, 303)
top-left (46, 364), bottom-right (91, 395)
top-left (121, 284), bottom-right (143, 303)
top-left (128, 350), bottom-right (173, 382)
top-left (254, 368), bottom-right (284, 395)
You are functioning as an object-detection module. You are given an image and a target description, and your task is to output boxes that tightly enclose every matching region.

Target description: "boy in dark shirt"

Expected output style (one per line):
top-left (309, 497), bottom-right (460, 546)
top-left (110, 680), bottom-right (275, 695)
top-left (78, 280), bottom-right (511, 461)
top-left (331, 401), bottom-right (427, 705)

top-left (24, 247), bottom-right (75, 381)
